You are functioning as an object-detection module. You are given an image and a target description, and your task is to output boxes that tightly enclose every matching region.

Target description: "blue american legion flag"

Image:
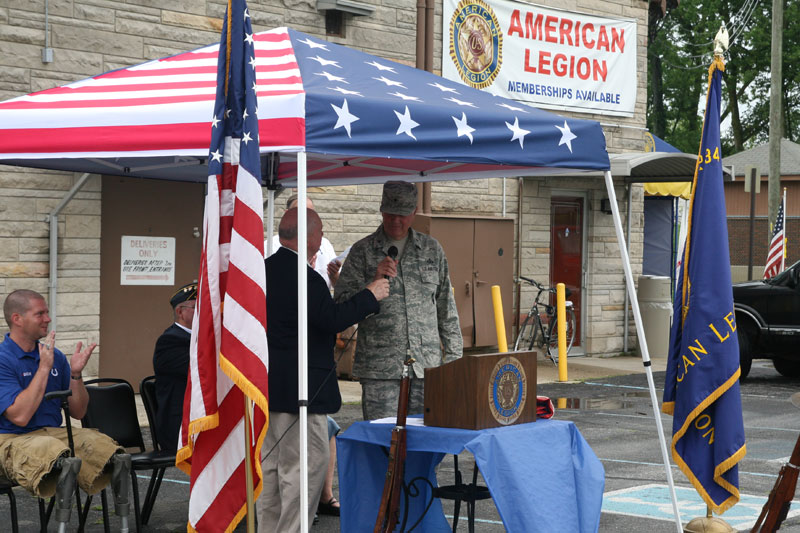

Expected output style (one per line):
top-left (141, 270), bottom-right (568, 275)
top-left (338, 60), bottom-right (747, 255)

top-left (662, 58), bottom-right (746, 514)
top-left (176, 1), bottom-right (270, 531)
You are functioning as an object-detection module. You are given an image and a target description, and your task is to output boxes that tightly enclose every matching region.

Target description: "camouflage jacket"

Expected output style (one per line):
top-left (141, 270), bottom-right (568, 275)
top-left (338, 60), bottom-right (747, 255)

top-left (334, 226), bottom-right (463, 379)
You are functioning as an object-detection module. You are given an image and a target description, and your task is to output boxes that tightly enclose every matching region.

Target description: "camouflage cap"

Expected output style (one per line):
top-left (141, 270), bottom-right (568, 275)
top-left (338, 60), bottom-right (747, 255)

top-left (380, 181), bottom-right (417, 216)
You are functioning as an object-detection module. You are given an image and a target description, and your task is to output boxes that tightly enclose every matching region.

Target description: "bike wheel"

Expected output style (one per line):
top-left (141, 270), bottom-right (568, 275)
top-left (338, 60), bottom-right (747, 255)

top-left (548, 308), bottom-right (576, 360)
top-left (514, 314), bottom-right (539, 352)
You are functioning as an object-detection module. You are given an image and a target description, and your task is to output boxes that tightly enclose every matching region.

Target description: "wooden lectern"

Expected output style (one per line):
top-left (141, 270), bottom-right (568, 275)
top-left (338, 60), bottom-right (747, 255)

top-left (423, 351), bottom-right (537, 430)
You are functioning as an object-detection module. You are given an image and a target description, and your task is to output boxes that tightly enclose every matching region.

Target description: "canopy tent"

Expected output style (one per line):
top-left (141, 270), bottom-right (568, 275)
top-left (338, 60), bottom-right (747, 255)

top-left (0, 28), bottom-right (609, 184)
top-left (0, 26), bottom-right (683, 531)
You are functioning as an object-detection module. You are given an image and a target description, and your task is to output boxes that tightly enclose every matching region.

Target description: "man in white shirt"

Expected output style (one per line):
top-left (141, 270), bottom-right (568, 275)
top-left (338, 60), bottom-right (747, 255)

top-left (266, 194), bottom-right (339, 288)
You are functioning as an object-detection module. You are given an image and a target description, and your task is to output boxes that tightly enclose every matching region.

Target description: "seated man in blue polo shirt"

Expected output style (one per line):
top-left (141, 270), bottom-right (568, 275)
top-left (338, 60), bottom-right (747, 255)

top-left (0, 289), bottom-right (131, 523)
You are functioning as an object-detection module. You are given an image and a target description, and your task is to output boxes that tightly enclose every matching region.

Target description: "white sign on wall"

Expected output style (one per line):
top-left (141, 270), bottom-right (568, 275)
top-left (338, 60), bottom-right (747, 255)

top-left (120, 236), bottom-right (175, 286)
top-left (442, 0), bottom-right (638, 117)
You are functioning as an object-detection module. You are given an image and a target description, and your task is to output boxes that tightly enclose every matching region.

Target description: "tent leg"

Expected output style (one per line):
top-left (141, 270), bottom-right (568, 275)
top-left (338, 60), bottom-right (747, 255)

top-left (623, 183), bottom-right (632, 352)
top-left (603, 171), bottom-right (683, 533)
top-left (296, 151), bottom-right (309, 533)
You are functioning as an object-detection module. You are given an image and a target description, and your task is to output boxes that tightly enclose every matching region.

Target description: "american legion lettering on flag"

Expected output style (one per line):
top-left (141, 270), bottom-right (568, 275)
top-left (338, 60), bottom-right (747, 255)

top-left (662, 57), bottom-right (746, 514)
top-left (763, 189), bottom-right (786, 279)
top-left (175, 0), bottom-right (270, 531)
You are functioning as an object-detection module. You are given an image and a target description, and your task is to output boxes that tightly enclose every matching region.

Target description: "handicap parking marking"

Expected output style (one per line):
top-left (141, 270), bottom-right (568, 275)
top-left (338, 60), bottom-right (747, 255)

top-left (603, 483), bottom-right (800, 530)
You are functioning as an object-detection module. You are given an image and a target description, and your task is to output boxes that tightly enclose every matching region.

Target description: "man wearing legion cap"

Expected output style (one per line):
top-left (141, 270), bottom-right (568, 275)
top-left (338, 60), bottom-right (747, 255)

top-left (152, 282), bottom-right (197, 453)
top-left (335, 181), bottom-right (462, 420)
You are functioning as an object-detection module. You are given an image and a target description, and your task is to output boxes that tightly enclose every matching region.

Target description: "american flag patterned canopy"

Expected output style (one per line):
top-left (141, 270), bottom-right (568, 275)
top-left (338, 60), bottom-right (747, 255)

top-left (0, 27), bottom-right (610, 184)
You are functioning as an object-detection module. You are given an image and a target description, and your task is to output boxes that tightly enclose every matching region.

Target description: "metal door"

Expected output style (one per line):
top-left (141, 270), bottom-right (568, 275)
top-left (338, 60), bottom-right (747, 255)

top-left (550, 197), bottom-right (583, 348)
top-left (99, 176), bottom-right (204, 389)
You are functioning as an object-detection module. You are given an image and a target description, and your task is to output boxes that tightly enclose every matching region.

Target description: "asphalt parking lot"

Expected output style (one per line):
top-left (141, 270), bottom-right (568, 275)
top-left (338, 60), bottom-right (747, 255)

top-left (3, 358), bottom-right (799, 532)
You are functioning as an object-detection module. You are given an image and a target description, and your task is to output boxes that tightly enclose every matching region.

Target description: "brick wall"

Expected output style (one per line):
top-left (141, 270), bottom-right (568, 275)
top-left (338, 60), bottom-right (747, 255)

top-left (0, 0), bottom-right (649, 358)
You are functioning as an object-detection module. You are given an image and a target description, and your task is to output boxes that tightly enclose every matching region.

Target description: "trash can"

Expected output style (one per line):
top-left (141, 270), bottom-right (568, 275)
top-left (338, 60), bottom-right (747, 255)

top-left (637, 275), bottom-right (673, 358)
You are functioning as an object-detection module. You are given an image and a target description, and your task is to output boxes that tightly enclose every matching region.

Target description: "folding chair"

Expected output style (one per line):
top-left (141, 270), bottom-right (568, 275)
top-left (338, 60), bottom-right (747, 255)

top-left (82, 378), bottom-right (175, 533)
top-left (1, 390), bottom-right (87, 533)
top-left (138, 375), bottom-right (177, 524)
top-left (0, 476), bottom-right (19, 533)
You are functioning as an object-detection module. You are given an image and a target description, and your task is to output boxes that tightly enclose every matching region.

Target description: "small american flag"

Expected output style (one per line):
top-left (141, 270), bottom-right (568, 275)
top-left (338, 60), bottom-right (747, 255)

top-left (764, 191), bottom-right (786, 280)
top-left (175, 1), bottom-right (270, 531)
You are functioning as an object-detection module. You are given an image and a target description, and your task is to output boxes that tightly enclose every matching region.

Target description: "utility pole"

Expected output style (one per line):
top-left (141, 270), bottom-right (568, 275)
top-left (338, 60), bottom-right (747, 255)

top-left (768, 0), bottom-right (783, 233)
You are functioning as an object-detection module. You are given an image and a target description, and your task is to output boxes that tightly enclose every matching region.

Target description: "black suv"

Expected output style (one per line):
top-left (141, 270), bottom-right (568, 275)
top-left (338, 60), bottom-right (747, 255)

top-left (733, 260), bottom-right (800, 379)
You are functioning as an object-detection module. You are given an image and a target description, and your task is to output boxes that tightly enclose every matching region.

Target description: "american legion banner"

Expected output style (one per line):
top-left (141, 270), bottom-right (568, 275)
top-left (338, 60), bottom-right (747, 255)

top-left (442, 0), bottom-right (637, 117)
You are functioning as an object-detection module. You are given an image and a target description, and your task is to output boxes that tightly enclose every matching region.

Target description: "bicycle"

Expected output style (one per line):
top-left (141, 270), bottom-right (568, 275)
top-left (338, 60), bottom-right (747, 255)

top-left (514, 276), bottom-right (576, 364)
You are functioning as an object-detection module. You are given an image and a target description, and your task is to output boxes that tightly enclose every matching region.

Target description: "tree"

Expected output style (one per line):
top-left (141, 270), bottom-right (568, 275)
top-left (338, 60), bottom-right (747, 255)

top-left (647, 0), bottom-right (799, 153)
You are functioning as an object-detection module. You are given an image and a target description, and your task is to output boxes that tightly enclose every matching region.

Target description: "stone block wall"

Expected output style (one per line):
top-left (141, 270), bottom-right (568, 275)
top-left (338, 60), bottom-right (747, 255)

top-left (0, 0), bottom-right (648, 361)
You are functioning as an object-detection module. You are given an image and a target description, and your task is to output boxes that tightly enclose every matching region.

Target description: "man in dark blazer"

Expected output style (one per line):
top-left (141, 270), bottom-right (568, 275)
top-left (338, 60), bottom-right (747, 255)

top-left (152, 282), bottom-right (196, 453)
top-left (256, 207), bottom-right (389, 533)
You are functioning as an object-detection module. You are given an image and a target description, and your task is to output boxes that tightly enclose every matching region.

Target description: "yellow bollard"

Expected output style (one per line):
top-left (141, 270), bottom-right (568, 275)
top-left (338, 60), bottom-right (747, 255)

top-left (557, 283), bottom-right (568, 382)
top-left (491, 285), bottom-right (508, 352)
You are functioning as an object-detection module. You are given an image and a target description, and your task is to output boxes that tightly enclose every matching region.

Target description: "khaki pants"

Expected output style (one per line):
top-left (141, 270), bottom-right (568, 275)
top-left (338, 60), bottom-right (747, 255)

top-left (0, 427), bottom-right (122, 497)
top-left (256, 412), bottom-right (328, 532)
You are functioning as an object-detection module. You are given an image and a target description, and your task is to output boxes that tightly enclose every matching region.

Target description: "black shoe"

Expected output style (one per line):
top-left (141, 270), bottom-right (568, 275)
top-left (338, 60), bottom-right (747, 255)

top-left (318, 497), bottom-right (340, 516)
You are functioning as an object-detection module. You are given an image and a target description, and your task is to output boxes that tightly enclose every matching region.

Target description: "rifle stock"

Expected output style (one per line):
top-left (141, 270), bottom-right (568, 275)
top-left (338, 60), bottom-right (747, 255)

top-left (751, 431), bottom-right (800, 533)
top-left (374, 358), bottom-right (414, 533)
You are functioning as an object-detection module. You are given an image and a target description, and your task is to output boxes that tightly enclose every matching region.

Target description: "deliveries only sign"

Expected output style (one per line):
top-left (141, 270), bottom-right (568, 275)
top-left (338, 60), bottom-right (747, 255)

top-left (120, 236), bottom-right (175, 286)
top-left (442, 0), bottom-right (637, 117)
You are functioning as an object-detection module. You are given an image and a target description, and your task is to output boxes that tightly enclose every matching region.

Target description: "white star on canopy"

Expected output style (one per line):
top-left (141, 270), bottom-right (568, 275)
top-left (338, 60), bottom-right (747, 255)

top-left (310, 56), bottom-right (340, 68)
top-left (366, 60), bottom-right (396, 73)
top-left (374, 76), bottom-right (406, 89)
top-left (330, 86), bottom-right (363, 97)
top-left (429, 82), bottom-right (459, 94)
top-left (331, 99), bottom-right (359, 138)
top-left (298, 37), bottom-right (329, 50)
top-left (394, 106), bottom-right (419, 140)
top-left (388, 92), bottom-right (420, 102)
top-left (452, 112), bottom-right (475, 144)
top-left (555, 121), bottom-right (577, 153)
top-left (498, 102), bottom-right (526, 113)
top-left (505, 117), bottom-right (530, 148)
top-left (316, 71), bottom-right (347, 83)
top-left (445, 97), bottom-right (475, 108)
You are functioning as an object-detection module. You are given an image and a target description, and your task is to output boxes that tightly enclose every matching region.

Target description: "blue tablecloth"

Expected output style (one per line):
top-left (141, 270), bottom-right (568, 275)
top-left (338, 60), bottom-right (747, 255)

top-left (337, 418), bottom-right (605, 532)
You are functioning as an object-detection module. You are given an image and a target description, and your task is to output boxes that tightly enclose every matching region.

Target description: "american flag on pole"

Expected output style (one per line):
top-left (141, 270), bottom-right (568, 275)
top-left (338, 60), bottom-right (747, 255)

top-left (763, 190), bottom-right (787, 279)
top-left (175, 1), bottom-right (269, 531)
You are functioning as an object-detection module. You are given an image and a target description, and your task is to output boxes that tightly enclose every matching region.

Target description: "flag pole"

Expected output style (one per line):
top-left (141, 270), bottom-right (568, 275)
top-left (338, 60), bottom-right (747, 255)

top-left (781, 188), bottom-right (787, 272)
top-left (603, 170), bottom-right (684, 533)
top-left (244, 398), bottom-right (255, 532)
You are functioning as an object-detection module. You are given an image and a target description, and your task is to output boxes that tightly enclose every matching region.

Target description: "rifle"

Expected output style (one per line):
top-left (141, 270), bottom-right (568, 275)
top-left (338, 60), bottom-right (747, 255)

top-left (374, 358), bottom-right (414, 533)
top-left (751, 431), bottom-right (800, 533)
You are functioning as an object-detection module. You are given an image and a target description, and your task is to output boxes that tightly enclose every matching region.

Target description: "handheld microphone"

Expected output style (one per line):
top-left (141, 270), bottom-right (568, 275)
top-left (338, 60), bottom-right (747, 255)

top-left (385, 246), bottom-right (398, 280)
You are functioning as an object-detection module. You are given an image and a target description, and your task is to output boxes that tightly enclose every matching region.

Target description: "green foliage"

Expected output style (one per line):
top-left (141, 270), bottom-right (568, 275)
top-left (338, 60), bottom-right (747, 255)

top-left (647, 0), bottom-right (799, 155)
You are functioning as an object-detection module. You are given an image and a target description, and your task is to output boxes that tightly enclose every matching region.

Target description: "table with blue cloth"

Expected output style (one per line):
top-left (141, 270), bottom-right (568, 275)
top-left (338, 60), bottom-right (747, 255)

top-left (337, 418), bottom-right (605, 532)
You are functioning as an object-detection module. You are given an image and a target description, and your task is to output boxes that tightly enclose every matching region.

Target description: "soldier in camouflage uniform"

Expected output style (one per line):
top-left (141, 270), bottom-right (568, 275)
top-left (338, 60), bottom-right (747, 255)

top-left (334, 181), bottom-right (463, 420)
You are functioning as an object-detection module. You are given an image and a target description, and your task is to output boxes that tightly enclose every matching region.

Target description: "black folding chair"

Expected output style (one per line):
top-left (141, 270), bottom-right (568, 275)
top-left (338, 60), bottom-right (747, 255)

top-left (1, 389), bottom-right (88, 533)
top-left (138, 375), bottom-right (177, 524)
top-left (0, 476), bottom-right (19, 533)
top-left (82, 378), bottom-right (175, 533)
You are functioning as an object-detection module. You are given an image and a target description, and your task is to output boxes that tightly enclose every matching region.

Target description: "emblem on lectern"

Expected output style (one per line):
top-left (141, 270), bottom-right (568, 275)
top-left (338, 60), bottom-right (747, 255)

top-left (488, 356), bottom-right (527, 425)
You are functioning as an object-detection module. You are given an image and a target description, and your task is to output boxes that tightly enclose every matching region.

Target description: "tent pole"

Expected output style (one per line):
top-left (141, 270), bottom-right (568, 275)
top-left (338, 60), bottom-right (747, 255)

top-left (266, 189), bottom-right (275, 256)
top-left (603, 171), bottom-right (683, 533)
top-left (623, 183), bottom-right (632, 352)
top-left (297, 151), bottom-right (309, 533)
top-left (47, 172), bottom-right (91, 331)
